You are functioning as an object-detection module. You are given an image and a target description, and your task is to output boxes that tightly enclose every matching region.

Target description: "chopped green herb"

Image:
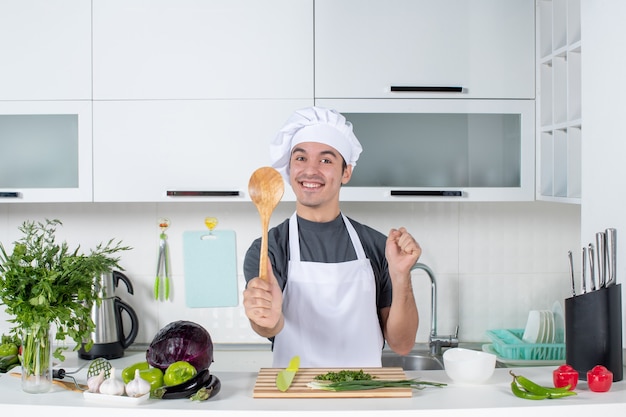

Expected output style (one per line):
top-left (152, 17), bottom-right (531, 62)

top-left (314, 369), bottom-right (375, 383)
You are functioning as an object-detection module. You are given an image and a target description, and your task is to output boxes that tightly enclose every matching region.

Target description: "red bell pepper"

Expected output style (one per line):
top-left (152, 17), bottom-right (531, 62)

top-left (587, 365), bottom-right (613, 392)
top-left (553, 364), bottom-right (578, 390)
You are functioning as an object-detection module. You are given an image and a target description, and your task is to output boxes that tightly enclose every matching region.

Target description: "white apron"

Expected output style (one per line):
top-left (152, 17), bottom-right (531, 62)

top-left (272, 213), bottom-right (384, 368)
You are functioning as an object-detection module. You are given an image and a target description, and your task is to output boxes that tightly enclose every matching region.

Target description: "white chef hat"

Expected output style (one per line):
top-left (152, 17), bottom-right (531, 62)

top-left (270, 106), bottom-right (363, 181)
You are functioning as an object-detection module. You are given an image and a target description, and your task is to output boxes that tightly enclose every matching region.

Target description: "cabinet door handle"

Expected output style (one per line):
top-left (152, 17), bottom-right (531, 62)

top-left (166, 190), bottom-right (240, 197)
top-left (390, 190), bottom-right (463, 197)
top-left (0, 192), bottom-right (20, 198)
top-left (390, 86), bottom-right (463, 93)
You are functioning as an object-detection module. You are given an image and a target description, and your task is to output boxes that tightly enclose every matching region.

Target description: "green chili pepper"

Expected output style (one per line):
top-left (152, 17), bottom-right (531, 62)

top-left (511, 379), bottom-right (548, 400)
top-left (509, 371), bottom-right (577, 400)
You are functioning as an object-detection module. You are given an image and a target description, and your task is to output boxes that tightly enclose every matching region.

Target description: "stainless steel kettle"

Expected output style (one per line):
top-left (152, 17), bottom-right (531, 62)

top-left (78, 270), bottom-right (139, 360)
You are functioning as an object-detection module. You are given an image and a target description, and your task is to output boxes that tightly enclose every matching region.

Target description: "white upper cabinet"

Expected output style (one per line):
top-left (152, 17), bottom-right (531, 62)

top-left (315, 0), bottom-right (535, 99)
top-left (92, 100), bottom-right (311, 202)
top-left (0, 0), bottom-right (91, 100)
top-left (92, 0), bottom-right (313, 100)
top-left (0, 101), bottom-right (93, 203)
top-left (314, 98), bottom-right (535, 202)
top-left (537, 0), bottom-right (581, 203)
top-left (0, 1), bottom-right (92, 203)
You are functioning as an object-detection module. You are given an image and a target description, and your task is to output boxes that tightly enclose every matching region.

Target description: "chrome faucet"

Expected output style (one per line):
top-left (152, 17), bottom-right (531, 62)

top-left (411, 263), bottom-right (459, 356)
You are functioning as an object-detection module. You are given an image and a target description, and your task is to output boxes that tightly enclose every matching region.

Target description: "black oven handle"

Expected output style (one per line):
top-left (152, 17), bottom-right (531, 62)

top-left (390, 86), bottom-right (463, 93)
top-left (391, 190), bottom-right (463, 197)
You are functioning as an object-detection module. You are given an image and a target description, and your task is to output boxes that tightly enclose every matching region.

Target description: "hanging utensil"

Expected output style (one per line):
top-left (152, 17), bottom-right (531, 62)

top-left (154, 218), bottom-right (171, 300)
top-left (248, 167), bottom-right (284, 281)
top-left (567, 250), bottom-right (575, 297)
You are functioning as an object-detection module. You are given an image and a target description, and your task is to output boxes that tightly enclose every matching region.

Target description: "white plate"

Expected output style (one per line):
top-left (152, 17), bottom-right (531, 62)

top-left (546, 310), bottom-right (556, 343)
top-left (537, 311), bottom-right (547, 343)
top-left (552, 301), bottom-right (565, 343)
top-left (482, 344), bottom-right (564, 366)
top-left (522, 310), bottom-right (542, 343)
top-left (83, 392), bottom-right (150, 405)
top-left (534, 309), bottom-right (555, 344)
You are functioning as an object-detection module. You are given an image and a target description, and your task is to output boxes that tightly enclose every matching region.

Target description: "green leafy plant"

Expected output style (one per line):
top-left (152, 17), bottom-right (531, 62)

top-left (0, 219), bottom-right (131, 362)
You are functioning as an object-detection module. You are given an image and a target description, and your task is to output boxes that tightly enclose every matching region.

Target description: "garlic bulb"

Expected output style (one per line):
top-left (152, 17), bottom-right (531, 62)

top-left (99, 367), bottom-right (125, 396)
top-left (87, 369), bottom-right (105, 393)
top-left (125, 369), bottom-right (151, 398)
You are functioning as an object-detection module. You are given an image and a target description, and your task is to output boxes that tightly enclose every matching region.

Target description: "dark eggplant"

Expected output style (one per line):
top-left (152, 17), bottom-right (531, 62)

top-left (153, 368), bottom-right (211, 399)
top-left (189, 374), bottom-right (221, 401)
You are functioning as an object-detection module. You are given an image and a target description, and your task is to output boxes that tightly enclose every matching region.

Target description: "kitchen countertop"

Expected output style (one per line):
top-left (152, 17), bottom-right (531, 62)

top-left (1, 351), bottom-right (625, 416)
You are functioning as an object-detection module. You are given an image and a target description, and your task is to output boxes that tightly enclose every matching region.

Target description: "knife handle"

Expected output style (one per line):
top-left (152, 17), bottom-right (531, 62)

top-left (588, 243), bottom-right (596, 291)
top-left (606, 228), bottom-right (617, 286)
top-left (568, 250), bottom-right (576, 297)
top-left (582, 247), bottom-right (587, 294)
top-left (596, 232), bottom-right (607, 288)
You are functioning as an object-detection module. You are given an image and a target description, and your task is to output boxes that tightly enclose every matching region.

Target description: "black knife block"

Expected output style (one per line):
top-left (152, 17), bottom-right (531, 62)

top-left (564, 284), bottom-right (623, 381)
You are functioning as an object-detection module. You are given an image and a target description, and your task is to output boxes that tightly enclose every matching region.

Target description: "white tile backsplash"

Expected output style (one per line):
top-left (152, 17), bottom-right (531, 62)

top-left (0, 200), bottom-right (580, 346)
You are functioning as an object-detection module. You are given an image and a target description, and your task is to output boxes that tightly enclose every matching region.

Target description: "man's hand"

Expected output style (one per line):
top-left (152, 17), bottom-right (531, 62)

top-left (242, 259), bottom-right (284, 337)
top-left (382, 227), bottom-right (421, 355)
top-left (385, 227), bottom-right (422, 278)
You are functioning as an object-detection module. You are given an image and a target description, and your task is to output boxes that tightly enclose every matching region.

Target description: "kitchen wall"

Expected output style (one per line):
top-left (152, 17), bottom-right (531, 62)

top-left (580, 0), bottom-right (626, 345)
top-left (0, 200), bottom-right (580, 346)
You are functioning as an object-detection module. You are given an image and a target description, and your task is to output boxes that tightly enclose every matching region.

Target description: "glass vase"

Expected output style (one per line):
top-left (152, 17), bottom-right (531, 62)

top-left (20, 324), bottom-right (52, 393)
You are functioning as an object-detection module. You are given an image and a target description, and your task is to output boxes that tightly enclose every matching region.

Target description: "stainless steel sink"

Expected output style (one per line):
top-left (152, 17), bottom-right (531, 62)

top-left (381, 351), bottom-right (444, 371)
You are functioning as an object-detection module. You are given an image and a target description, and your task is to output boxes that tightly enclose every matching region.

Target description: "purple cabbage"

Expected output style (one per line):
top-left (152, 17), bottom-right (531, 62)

top-left (146, 320), bottom-right (213, 371)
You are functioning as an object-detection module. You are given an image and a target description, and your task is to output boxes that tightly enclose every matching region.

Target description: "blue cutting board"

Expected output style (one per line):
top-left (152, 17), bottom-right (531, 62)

top-left (183, 230), bottom-right (238, 308)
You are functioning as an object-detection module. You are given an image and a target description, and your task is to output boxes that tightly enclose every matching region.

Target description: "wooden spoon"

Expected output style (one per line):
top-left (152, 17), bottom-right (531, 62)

top-left (248, 167), bottom-right (284, 281)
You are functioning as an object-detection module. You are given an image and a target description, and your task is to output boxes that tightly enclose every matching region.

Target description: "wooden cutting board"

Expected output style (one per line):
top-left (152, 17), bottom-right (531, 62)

top-left (253, 367), bottom-right (412, 398)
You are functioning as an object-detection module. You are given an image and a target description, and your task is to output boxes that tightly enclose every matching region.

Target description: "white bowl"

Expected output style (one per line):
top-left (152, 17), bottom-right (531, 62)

top-left (443, 348), bottom-right (496, 384)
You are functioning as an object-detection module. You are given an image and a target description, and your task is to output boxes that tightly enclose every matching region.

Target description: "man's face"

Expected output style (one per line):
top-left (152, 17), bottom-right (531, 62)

top-left (288, 141), bottom-right (352, 211)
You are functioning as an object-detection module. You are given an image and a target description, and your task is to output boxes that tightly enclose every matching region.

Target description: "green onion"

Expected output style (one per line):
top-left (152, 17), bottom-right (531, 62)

top-left (307, 379), bottom-right (446, 391)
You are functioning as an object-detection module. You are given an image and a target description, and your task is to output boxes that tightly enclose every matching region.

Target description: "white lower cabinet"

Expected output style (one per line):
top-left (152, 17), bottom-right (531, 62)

top-left (92, 100), bottom-right (311, 202)
top-left (0, 101), bottom-right (93, 203)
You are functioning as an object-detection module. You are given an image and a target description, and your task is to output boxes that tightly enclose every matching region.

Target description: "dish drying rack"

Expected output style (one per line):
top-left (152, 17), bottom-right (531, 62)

top-left (486, 329), bottom-right (565, 361)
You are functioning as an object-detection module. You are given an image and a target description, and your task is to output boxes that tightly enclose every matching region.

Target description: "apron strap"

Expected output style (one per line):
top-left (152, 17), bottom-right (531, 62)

top-left (341, 213), bottom-right (367, 260)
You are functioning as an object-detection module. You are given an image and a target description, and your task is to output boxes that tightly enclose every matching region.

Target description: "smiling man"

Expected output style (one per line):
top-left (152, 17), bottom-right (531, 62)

top-left (243, 106), bottom-right (420, 368)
